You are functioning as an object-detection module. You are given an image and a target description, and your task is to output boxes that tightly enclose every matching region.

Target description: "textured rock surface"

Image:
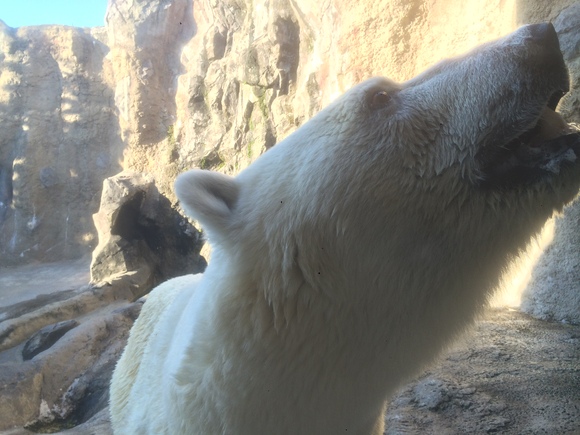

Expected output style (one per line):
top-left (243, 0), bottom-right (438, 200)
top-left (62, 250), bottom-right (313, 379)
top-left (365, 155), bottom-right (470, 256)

top-left (163, 0), bottom-right (580, 184)
top-left (0, 257), bottom-right (89, 308)
top-left (385, 309), bottom-right (580, 434)
top-left (0, 270), bottom-right (143, 354)
top-left (521, 201), bottom-right (580, 324)
top-left (0, 22), bottom-right (123, 265)
top-left (0, 294), bottom-right (142, 432)
top-left (552, 2), bottom-right (580, 125)
top-left (21, 319), bottom-right (79, 361)
top-left (104, 0), bottom-right (195, 196)
top-left (90, 171), bottom-right (206, 291)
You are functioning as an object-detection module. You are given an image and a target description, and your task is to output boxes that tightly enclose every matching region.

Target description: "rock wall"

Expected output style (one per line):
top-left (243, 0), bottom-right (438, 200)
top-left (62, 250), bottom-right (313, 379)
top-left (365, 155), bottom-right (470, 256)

top-left (90, 171), bottom-right (206, 290)
top-left (105, 0), bottom-right (195, 195)
top-left (0, 0), bottom-right (579, 320)
top-left (0, 23), bottom-right (123, 265)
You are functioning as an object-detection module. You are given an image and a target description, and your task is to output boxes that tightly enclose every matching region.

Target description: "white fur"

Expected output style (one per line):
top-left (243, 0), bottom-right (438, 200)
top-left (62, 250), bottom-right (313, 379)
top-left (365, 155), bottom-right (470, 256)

top-left (110, 24), bottom-right (580, 434)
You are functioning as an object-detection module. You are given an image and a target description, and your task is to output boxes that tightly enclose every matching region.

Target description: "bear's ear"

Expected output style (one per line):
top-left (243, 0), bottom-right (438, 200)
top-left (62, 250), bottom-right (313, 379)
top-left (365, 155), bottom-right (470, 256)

top-left (174, 170), bottom-right (240, 237)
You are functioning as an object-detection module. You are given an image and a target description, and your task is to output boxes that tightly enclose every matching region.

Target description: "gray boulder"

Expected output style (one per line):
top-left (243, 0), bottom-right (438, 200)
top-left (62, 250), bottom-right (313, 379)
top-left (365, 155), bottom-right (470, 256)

top-left (90, 171), bottom-right (207, 296)
top-left (0, 300), bottom-right (142, 432)
top-left (22, 320), bottom-right (79, 361)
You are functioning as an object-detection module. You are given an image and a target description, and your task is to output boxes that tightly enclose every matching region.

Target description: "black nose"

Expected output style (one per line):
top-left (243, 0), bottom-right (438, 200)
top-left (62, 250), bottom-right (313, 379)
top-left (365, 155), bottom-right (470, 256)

top-left (527, 22), bottom-right (560, 50)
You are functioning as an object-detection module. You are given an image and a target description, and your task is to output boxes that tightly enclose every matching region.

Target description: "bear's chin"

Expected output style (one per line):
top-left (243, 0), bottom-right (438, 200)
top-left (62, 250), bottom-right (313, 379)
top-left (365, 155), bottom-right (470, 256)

top-left (477, 101), bottom-right (580, 189)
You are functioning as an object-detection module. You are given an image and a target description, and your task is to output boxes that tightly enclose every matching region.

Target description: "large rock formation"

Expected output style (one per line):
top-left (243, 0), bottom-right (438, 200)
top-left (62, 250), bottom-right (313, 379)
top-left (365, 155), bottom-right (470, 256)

top-left (0, 23), bottom-right (123, 265)
top-left (0, 297), bottom-right (142, 432)
top-left (90, 171), bottom-right (206, 291)
top-left (104, 0), bottom-right (195, 195)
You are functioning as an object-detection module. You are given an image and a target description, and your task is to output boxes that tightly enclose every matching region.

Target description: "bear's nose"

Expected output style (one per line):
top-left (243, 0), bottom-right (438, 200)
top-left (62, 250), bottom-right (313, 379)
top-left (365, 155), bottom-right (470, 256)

top-left (527, 22), bottom-right (560, 51)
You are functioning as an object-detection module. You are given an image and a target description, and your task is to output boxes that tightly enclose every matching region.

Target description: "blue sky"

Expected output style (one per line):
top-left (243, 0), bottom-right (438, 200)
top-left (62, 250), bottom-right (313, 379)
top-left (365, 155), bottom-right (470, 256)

top-left (0, 0), bottom-right (108, 28)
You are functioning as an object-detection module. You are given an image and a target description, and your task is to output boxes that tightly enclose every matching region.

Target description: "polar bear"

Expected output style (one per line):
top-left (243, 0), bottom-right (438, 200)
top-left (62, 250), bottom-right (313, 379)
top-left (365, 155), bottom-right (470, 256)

top-left (110, 23), bottom-right (580, 434)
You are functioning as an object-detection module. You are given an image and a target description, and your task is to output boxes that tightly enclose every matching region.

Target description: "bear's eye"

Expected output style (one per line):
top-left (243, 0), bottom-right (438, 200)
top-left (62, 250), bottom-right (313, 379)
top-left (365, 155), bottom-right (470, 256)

top-left (370, 91), bottom-right (391, 110)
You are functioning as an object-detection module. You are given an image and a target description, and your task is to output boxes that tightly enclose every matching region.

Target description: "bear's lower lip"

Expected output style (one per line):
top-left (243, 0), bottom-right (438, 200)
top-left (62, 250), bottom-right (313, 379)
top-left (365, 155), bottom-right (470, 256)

top-left (548, 90), bottom-right (566, 110)
top-left (477, 98), bottom-right (580, 188)
top-left (508, 88), bottom-right (571, 149)
top-left (523, 105), bottom-right (574, 148)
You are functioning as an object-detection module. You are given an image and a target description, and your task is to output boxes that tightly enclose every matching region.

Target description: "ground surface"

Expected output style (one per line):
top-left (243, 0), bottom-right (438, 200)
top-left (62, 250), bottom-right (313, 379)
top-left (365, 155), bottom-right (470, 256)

top-left (385, 308), bottom-right (580, 434)
top-left (0, 261), bottom-right (578, 434)
top-left (0, 257), bottom-right (91, 307)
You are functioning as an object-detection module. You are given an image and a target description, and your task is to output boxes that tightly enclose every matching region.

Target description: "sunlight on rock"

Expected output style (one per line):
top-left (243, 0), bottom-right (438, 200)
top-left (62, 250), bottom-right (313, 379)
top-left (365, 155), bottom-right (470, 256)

top-left (491, 219), bottom-right (555, 308)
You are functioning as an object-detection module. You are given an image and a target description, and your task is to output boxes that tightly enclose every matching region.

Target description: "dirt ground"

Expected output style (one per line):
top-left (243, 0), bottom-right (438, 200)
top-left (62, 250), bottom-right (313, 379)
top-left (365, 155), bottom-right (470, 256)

top-left (0, 257), bottom-right (91, 308)
top-left (385, 308), bottom-right (580, 434)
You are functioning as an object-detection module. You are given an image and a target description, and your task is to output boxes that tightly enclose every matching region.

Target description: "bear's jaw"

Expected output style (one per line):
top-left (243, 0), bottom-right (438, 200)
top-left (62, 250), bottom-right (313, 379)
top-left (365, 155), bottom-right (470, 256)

top-left (476, 102), bottom-right (580, 189)
top-left (452, 22), bottom-right (580, 189)
top-left (472, 32), bottom-right (580, 190)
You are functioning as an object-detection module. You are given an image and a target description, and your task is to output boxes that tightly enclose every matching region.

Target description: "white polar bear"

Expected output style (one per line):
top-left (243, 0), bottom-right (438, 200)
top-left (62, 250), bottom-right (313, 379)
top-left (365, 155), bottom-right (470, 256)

top-left (110, 23), bottom-right (580, 434)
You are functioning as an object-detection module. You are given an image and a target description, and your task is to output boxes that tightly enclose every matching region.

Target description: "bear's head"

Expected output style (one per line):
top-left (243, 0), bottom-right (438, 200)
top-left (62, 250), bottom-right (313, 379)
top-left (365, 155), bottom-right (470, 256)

top-left (175, 23), bottom-right (580, 319)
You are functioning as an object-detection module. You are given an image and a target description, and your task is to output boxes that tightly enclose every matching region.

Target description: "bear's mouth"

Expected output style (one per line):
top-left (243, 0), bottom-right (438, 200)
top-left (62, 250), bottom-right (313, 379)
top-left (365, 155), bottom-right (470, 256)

top-left (477, 92), bottom-right (580, 188)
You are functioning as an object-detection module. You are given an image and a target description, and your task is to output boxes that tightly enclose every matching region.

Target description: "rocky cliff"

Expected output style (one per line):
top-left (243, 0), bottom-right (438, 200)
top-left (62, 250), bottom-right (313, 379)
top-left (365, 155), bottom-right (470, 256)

top-left (0, 23), bottom-right (123, 265)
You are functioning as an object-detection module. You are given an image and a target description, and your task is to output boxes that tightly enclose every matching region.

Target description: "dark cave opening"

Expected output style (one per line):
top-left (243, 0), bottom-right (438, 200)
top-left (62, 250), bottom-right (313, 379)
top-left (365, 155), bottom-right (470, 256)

top-left (110, 191), bottom-right (163, 253)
